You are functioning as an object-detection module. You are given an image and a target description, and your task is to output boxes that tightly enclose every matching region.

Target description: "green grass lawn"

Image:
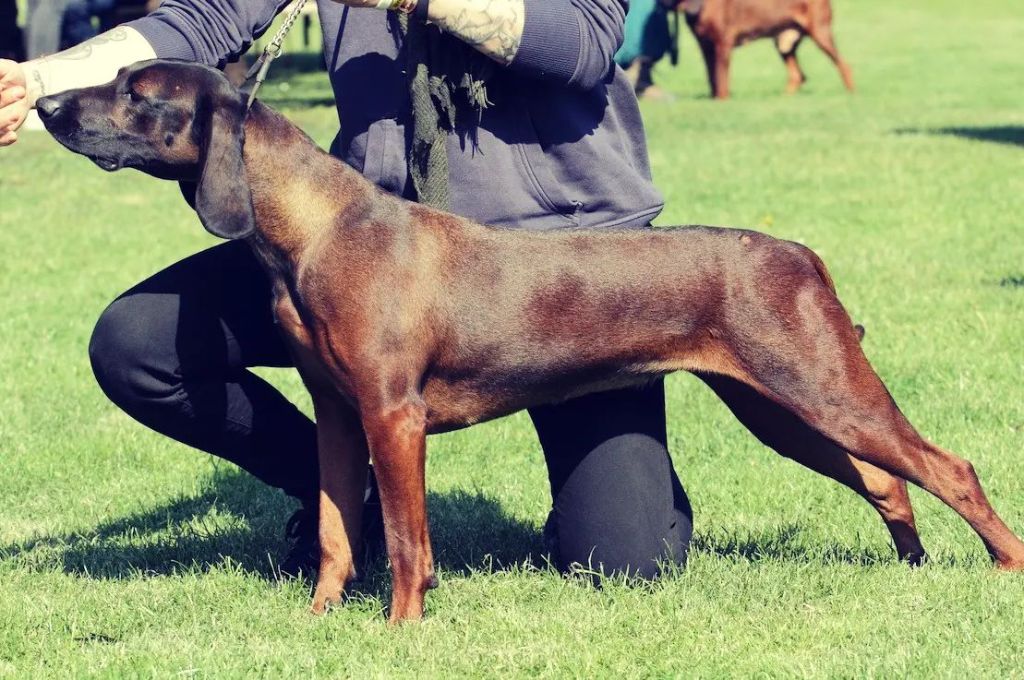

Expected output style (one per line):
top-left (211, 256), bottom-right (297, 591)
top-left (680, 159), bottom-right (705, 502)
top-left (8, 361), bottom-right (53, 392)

top-left (2, 0), bottom-right (1023, 675)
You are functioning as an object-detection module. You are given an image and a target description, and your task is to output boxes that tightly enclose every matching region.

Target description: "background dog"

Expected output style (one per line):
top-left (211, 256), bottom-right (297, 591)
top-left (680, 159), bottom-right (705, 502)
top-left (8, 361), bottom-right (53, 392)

top-left (678, 0), bottom-right (855, 98)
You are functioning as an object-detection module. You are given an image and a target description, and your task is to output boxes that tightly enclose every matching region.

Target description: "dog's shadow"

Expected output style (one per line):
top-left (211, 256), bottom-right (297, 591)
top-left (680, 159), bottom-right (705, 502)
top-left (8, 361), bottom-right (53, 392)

top-left (2, 469), bottom-right (920, 598)
top-left (0, 470), bottom-right (547, 585)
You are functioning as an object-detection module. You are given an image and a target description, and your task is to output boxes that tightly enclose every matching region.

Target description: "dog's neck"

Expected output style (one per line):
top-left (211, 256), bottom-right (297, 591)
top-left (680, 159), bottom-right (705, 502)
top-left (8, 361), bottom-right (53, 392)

top-left (240, 101), bottom-right (379, 266)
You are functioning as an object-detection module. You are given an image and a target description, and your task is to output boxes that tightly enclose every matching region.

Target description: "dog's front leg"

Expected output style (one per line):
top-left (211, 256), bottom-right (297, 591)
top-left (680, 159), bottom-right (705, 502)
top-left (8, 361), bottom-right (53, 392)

top-left (309, 391), bottom-right (370, 614)
top-left (361, 397), bottom-right (436, 624)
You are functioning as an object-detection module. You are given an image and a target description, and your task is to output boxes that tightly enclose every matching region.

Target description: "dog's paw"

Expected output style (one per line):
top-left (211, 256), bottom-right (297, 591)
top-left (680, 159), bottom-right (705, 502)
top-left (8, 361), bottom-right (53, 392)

top-left (310, 584), bottom-right (345, 615)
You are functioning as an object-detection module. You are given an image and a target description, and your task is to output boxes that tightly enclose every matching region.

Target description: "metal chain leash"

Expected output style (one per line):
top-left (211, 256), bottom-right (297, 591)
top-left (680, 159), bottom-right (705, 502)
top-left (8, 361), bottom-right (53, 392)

top-left (245, 0), bottom-right (311, 111)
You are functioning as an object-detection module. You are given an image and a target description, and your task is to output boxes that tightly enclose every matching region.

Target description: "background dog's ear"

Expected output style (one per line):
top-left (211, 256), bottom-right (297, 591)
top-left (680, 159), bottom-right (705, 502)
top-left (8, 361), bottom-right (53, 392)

top-left (193, 94), bottom-right (255, 239)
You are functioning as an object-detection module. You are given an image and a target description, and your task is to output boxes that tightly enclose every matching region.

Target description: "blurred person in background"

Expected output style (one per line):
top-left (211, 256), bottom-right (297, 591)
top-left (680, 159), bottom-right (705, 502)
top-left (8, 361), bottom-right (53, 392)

top-left (0, 0), bottom-right (24, 62)
top-left (26, 0), bottom-right (116, 58)
top-left (0, 0), bottom-right (23, 61)
top-left (616, 0), bottom-right (679, 100)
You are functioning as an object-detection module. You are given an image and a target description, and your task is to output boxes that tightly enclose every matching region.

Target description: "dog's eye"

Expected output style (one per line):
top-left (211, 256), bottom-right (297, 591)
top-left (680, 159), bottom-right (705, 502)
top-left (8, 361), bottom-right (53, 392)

top-left (123, 88), bottom-right (143, 103)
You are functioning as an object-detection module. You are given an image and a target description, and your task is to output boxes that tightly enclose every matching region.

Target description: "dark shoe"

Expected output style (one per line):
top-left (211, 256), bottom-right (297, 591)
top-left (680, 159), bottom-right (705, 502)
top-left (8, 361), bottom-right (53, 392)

top-left (279, 504), bottom-right (319, 579)
top-left (278, 473), bottom-right (387, 580)
top-left (634, 59), bottom-right (675, 102)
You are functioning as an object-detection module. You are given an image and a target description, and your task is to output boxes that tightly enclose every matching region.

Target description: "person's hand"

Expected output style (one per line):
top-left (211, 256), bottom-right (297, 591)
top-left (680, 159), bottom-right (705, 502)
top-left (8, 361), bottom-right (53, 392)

top-left (0, 59), bottom-right (32, 147)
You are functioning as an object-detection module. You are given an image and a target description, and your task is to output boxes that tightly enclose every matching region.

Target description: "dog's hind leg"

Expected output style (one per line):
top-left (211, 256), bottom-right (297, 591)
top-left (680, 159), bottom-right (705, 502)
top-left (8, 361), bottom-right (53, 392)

top-left (709, 252), bottom-right (1024, 568)
top-left (774, 29), bottom-right (807, 94)
top-left (698, 373), bottom-right (926, 564)
top-left (805, 20), bottom-right (854, 91)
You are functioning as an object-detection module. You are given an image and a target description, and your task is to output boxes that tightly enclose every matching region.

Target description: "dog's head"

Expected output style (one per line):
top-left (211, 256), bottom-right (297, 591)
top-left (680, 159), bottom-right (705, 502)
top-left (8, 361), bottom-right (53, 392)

top-left (37, 60), bottom-right (255, 239)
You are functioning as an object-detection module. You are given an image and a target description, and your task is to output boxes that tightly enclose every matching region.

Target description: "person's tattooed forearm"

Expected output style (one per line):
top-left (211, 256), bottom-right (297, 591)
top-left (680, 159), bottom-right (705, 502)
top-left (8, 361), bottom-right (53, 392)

top-left (41, 27), bottom-right (130, 62)
top-left (436, 0), bottom-right (525, 65)
top-left (31, 68), bottom-right (47, 96)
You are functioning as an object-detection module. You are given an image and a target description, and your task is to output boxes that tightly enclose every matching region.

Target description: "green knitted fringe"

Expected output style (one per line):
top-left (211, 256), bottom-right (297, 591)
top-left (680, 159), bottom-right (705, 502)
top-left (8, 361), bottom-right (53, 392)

top-left (399, 13), bottom-right (494, 210)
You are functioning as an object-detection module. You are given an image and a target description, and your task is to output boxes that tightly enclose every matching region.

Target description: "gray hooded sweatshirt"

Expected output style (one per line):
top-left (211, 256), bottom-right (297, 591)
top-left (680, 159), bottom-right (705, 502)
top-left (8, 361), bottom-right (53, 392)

top-left (129, 0), bottom-right (664, 231)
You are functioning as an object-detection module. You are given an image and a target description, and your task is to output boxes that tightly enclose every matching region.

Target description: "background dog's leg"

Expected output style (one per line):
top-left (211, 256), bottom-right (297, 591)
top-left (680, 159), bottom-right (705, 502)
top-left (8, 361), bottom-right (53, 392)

top-left (713, 38), bottom-right (734, 99)
top-left (362, 398), bottom-right (436, 623)
top-left (698, 374), bottom-right (926, 564)
top-left (309, 393), bottom-right (369, 614)
top-left (697, 36), bottom-right (719, 98)
top-left (774, 30), bottom-right (807, 94)
top-left (805, 21), bottom-right (854, 91)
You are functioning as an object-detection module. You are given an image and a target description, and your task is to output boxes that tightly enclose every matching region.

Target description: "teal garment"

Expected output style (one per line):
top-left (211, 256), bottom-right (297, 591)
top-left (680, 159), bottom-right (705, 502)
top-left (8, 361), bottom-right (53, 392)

top-left (615, 0), bottom-right (672, 67)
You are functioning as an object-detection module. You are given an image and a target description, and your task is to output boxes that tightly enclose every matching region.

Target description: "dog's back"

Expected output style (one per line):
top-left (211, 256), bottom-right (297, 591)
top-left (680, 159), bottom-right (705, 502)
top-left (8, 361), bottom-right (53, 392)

top-left (413, 223), bottom-right (822, 431)
top-left (691, 0), bottom-right (834, 41)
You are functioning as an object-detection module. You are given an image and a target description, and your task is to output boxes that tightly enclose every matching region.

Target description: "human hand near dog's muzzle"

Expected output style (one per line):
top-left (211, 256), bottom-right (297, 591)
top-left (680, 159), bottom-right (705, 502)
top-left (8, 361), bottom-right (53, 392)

top-left (0, 59), bottom-right (31, 147)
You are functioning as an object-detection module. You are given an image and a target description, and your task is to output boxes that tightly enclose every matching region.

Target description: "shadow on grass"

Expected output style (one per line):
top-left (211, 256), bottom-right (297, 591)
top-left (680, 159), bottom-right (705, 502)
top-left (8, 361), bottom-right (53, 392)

top-left (999, 274), bottom-right (1024, 289)
top-left (893, 125), bottom-right (1024, 148)
top-left (2, 469), bottom-right (921, 598)
top-left (0, 469), bottom-right (544, 583)
top-left (691, 523), bottom-right (897, 567)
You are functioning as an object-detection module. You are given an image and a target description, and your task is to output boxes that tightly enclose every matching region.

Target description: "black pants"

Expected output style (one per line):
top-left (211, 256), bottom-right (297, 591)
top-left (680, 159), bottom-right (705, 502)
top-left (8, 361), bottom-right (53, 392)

top-left (89, 241), bottom-right (692, 578)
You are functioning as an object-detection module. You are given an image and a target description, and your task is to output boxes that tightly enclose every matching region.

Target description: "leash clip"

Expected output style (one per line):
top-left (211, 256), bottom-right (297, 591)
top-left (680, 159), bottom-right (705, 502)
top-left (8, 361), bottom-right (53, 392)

top-left (242, 0), bottom-right (309, 112)
top-left (244, 46), bottom-right (279, 111)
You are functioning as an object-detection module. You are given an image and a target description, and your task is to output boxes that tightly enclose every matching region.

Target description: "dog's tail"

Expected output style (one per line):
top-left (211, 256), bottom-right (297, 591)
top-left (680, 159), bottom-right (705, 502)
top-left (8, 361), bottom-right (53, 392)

top-left (805, 245), bottom-right (866, 342)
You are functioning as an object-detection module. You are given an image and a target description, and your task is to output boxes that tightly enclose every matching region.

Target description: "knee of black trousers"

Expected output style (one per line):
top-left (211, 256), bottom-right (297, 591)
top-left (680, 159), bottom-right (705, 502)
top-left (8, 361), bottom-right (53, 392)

top-left (546, 432), bottom-right (693, 582)
top-left (89, 294), bottom-right (182, 414)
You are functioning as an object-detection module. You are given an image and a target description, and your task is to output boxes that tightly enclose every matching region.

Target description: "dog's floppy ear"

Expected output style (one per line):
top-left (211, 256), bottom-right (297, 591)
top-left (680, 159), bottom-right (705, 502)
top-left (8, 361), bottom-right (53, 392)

top-left (193, 91), bottom-right (255, 239)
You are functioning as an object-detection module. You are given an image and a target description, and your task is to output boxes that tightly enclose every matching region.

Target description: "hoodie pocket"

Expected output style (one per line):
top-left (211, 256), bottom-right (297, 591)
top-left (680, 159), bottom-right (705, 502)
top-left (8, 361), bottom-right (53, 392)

top-left (357, 118), bottom-right (407, 195)
top-left (512, 108), bottom-right (583, 226)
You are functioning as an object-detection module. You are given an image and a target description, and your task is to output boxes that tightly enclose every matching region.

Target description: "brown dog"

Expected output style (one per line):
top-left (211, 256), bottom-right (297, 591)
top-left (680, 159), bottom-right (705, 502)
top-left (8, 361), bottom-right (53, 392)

top-left (678, 0), bottom-right (855, 98)
top-left (36, 61), bottom-right (1024, 623)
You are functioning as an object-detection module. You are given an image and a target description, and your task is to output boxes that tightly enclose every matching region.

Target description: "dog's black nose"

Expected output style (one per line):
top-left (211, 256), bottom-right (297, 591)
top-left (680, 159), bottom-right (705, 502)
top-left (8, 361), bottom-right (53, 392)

top-left (36, 96), bottom-right (61, 120)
